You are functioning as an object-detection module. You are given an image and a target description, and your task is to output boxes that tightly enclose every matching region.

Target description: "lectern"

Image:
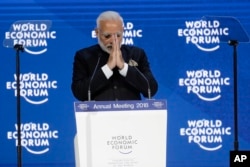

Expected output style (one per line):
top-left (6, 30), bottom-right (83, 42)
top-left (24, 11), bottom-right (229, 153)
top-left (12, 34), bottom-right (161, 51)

top-left (74, 100), bottom-right (167, 167)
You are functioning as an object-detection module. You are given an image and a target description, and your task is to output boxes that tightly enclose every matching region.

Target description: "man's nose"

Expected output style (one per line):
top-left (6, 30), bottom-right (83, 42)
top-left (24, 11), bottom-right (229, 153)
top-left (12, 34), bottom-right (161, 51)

top-left (111, 34), bottom-right (116, 40)
top-left (107, 34), bottom-right (116, 44)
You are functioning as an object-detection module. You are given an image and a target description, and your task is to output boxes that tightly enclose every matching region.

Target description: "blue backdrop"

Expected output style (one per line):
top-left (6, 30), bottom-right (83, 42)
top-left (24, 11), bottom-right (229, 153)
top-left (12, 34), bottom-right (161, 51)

top-left (0, 0), bottom-right (250, 166)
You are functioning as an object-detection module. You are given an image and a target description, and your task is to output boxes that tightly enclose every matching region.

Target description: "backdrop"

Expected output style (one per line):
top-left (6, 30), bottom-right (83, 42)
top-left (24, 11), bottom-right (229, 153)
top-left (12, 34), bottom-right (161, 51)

top-left (0, 0), bottom-right (250, 166)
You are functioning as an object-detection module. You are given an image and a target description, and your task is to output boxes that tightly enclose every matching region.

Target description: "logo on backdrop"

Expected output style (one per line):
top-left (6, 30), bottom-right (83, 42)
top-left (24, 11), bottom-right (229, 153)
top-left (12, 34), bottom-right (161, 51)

top-left (3, 20), bottom-right (56, 55)
top-left (6, 72), bottom-right (58, 105)
top-left (179, 69), bottom-right (230, 101)
top-left (180, 119), bottom-right (231, 151)
top-left (92, 22), bottom-right (143, 45)
top-left (107, 135), bottom-right (138, 154)
top-left (7, 122), bottom-right (59, 154)
top-left (178, 19), bottom-right (229, 51)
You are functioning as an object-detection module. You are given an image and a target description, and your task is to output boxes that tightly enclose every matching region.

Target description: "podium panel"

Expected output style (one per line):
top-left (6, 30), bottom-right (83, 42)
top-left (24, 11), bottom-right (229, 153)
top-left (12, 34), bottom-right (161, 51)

top-left (74, 100), bottom-right (167, 167)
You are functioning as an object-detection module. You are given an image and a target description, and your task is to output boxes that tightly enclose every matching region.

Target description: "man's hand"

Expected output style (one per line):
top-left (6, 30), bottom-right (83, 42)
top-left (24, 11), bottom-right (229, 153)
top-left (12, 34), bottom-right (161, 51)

top-left (107, 34), bottom-right (124, 70)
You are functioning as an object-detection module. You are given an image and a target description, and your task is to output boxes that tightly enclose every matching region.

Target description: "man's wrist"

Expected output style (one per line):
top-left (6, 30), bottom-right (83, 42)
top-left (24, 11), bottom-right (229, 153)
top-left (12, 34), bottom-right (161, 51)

top-left (119, 64), bottom-right (124, 70)
top-left (102, 64), bottom-right (113, 79)
top-left (119, 63), bottom-right (128, 76)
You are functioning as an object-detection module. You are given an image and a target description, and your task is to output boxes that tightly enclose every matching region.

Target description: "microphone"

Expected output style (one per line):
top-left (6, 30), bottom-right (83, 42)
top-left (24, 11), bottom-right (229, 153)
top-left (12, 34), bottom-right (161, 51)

top-left (14, 44), bottom-right (24, 52)
top-left (228, 40), bottom-right (238, 46)
top-left (130, 59), bottom-right (151, 99)
top-left (88, 54), bottom-right (102, 101)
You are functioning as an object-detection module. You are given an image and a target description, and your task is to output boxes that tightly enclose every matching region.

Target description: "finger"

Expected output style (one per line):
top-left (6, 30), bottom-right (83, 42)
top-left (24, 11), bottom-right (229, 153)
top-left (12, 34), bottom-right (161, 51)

top-left (115, 34), bottom-right (119, 51)
top-left (113, 34), bottom-right (118, 52)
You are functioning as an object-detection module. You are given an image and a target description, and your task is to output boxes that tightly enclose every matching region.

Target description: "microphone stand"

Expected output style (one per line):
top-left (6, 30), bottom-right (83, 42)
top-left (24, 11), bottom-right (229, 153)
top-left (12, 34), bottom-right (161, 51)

top-left (228, 40), bottom-right (239, 151)
top-left (14, 44), bottom-right (24, 167)
top-left (88, 54), bottom-right (101, 101)
top-left (133, 65), bottom-right (151, 99)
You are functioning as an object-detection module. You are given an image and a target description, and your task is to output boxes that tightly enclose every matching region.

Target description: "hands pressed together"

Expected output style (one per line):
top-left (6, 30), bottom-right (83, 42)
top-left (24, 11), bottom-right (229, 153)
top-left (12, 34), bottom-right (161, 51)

top-left (107, 34), bottom-right (125, 70)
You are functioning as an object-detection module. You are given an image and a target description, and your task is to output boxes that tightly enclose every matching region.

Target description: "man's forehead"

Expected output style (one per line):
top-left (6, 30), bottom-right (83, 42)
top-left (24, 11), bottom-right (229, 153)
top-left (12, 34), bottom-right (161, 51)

top-left (99, 20), bottom-right (123, 30)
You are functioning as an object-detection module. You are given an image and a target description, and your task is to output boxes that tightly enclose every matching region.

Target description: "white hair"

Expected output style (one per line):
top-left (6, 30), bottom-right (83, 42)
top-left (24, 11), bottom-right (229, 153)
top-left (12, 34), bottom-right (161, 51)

top-left (96, 11), bottom-right (124, 28)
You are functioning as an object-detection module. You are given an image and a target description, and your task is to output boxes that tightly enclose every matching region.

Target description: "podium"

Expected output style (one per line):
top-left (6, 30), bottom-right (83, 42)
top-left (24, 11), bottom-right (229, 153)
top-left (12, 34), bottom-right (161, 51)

top-left (74, 100), bottom-right (167, 167)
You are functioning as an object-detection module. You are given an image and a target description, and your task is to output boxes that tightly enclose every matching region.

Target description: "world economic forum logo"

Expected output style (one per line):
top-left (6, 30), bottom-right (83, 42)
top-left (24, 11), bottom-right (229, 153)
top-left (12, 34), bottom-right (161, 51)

top-left (180, 119), bottom-right (231, 151)
top-left (179, 69), bottom-right (230, 101)
top-left (7, 122), bottom-right (59, 155)
top-left (177, 18), bottom-right (229, 52)
top-left (6, 72), bottom-right (58, 105)
top-left (107, 135), bottom-right (138, 154)
top-left (3, 20), bottom-right (56, 55)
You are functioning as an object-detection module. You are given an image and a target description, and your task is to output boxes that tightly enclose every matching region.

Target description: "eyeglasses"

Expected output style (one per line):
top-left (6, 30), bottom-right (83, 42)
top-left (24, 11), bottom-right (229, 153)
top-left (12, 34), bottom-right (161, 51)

top-left (100, 32), bottom-right (123, 39)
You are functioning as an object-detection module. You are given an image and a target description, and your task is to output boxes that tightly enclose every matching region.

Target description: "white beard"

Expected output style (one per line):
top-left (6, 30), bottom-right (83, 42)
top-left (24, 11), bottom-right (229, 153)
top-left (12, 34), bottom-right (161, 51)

top-left (97, 37), bottom-right (112, 54)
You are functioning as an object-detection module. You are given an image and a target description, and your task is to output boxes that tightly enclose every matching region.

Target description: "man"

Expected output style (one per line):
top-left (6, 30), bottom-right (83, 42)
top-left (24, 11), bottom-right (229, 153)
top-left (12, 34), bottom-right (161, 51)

top-left (71, 11), bottom-right (158, 101)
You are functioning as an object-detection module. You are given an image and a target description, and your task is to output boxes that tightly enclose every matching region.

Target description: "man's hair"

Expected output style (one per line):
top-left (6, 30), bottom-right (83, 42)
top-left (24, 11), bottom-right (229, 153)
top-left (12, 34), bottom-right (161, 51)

top-left (96, 11), bottom-right (124, 28)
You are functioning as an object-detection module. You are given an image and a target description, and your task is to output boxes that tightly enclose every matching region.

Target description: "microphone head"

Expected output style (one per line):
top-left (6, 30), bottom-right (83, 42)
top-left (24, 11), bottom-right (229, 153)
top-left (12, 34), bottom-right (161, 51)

top-left (14, 44), bottom-right (24, 52)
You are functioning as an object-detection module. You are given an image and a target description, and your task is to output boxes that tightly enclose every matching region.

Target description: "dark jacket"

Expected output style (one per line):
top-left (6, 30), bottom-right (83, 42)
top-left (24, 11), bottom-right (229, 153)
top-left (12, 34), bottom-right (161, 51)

top-left (71, 44), bottom-right (158, 101)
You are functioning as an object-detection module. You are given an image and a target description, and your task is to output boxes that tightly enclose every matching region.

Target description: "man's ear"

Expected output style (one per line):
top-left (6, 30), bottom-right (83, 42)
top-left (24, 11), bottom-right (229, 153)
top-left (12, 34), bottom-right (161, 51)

top-left (95, 28), bottom-right (99, 36)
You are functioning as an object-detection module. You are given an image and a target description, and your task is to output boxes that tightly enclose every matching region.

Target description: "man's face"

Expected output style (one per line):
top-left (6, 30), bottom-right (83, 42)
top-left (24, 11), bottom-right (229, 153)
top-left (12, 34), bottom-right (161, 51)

top-left (96, 20), bottom-right (123, 53)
